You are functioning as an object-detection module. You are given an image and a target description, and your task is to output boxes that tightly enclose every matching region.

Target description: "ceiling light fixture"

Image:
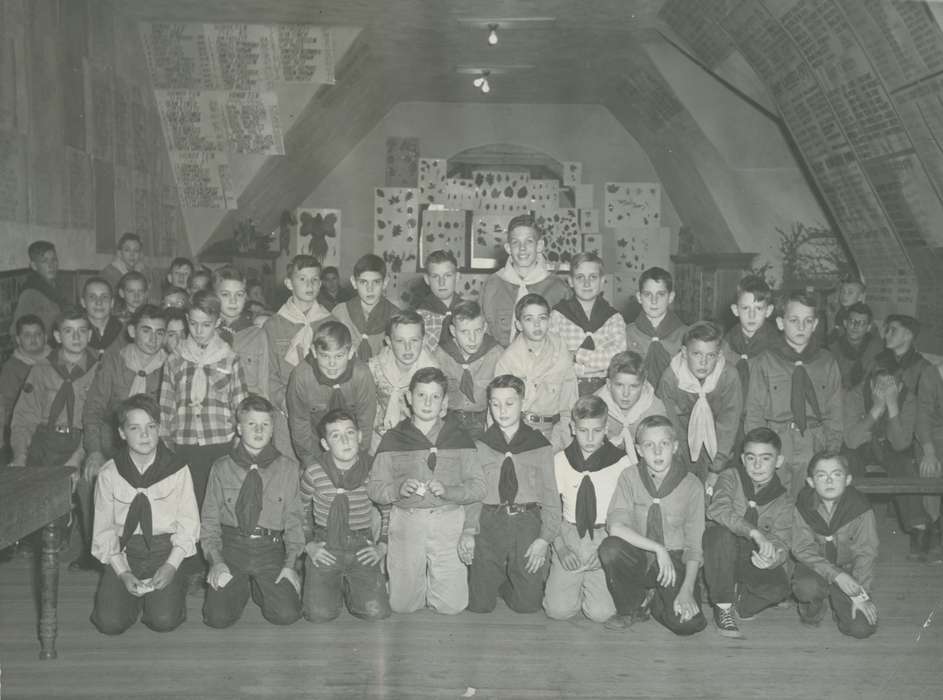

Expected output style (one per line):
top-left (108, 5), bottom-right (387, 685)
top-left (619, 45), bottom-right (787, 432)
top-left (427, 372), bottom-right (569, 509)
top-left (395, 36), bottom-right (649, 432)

top-left (488, 24), bottom-right (499, 46)
top-left (474, 70), bottom-right (491, 93)
top-left (481, 79), bottom-right (491, 93)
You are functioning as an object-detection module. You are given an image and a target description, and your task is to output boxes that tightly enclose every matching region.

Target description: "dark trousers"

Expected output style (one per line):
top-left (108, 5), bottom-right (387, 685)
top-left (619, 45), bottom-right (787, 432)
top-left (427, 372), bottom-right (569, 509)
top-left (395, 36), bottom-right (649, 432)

top-left (577, 377), bottom-right (607, 397)
top-left (302, 528), bottom-right (390, 622)
top-left (90, 534), bottom-right (187, 635)
top-left (468, 506), bottom-right (548, 614)
top-left (203, 528), bottom-right (302, 628)
top-left (598, 537), bottom-right (707, 636)
top-left (791, 563), bottom-right (877, 639)
top-left (174, 442), bottom-right (231, 575)
top-left (844, 441), bottom-right (928, 530)
top-left (702, 526), bottom-right (790, 615)
top-left (26, 425), bottom-right (82, 467)
top-left (448, 410), bottom-right (487, 441)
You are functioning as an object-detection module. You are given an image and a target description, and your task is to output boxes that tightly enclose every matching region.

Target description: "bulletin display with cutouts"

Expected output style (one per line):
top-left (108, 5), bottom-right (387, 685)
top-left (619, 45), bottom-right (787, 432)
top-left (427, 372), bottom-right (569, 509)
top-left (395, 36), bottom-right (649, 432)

top-left (605, 182), bottom-right (661, 228)
top-left (418, 157), bottom-right (447, 205)
top-left (536, 208), bottom-right (581, 269)
top-left (374, 187), bottom-right (419, 306)
top-left (612, 227), bottom-right (672, 300)
top-left (473, 170), bottom-right (531, 214)
top-left (472, 213), bottom-right (517, 269)
top-left (419, 208), bottom-right (468, 268)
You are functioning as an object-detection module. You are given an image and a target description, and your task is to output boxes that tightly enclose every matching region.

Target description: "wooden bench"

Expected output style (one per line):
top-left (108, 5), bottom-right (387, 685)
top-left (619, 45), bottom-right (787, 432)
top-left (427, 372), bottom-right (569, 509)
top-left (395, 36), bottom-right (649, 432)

top-left (854, 477), bottom-right (943, 495)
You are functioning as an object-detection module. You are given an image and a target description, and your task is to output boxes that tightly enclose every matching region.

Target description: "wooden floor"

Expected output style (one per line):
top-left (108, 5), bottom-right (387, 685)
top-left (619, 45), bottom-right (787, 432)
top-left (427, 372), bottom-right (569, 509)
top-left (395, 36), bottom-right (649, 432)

top-left (1, 505), bottom-right (942, 700)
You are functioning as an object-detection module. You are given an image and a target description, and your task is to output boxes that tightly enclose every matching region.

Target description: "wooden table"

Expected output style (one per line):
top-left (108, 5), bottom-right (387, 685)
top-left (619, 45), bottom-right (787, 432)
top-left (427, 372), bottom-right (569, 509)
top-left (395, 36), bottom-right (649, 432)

top-left (0, 466), bottom-right (74, 660)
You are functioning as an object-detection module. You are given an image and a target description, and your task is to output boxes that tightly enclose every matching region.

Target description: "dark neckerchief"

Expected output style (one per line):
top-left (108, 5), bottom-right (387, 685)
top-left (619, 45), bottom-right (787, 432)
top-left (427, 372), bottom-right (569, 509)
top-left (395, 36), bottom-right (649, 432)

top-left (114, 443), bottom-right (187, 550)
top-left (22, 270), bottom-right (66, 308)
top-left (416, 294), bottom-right (461, 347)
top-left (734, 464), bottom-right (786, 526)
top-left (834, 332), bottom-right (878, 390)
top-left (305, 352), bottom-right (355, 412)
top-left (376, 414), bottom-right (475, 470)
top-left (726, 323), bottom-right (777, 402)
top-left (769, 336), bottom-right (827, 434)
top-left (554, 297), bottom-right (619, 350)
top-left (481, 423), bottom-right (550, 505)
top-left (637, 457), bottom-right (688, 545)
top-left (219, 313), bottom-right (256, 347)
top-left (47, 348), bottom-right (98, 428)
top-left (89, 316), bottom-right (125, 353)
top-left (438, 334), bottom-right (500, 403)
top-left (634, 311), bottom-right (684, 387)
top-left (877, 347), bottom-right (925, 405)
top-left (564, 439), bottom-right (626, 539)
top-left (319, 451), bottom-right (372, 549)
top-left (347, 297), bottom-right (396, 361)
top-left (795, 485), bottom-right (871, 564)
top-left (229, 441), bottom-right (281, 534)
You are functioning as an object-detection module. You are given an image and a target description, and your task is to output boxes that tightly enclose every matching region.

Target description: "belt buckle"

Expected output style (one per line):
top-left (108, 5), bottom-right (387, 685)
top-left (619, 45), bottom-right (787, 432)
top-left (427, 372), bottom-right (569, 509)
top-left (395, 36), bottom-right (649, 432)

top-left (53, 424), bottom-right (70, 434)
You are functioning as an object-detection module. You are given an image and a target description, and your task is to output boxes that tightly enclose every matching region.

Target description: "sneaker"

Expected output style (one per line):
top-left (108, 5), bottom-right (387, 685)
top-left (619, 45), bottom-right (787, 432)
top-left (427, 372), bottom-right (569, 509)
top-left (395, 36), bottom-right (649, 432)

top-left (713, 606), bottom-right (743, 638)
top-left (68, 553), bottom-right (102, 573)
top-left (797, 599), bottom-right (827, 627)
top-left (604, 607), bottom-right (650, 631)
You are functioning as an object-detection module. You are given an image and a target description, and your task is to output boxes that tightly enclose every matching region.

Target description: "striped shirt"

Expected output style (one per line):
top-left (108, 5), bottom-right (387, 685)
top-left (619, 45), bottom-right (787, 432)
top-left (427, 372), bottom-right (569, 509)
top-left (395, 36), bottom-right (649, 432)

top-left (300, 461), bottom-right (389, 543)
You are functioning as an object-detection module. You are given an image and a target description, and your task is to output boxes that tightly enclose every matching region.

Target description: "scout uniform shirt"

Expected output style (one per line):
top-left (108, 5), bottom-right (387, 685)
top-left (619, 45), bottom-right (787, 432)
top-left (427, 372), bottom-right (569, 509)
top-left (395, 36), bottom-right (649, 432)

top-left (549, 296), bottom-right (627, 379)
top-left (494, 332), bottom-right (578, 422)
top-left (221, 313), bottom-right (270, 400)
top-left (480, 272), bottom-right (569, 347)
top-left (625, 312), bottom-right (688, 391)
top-left (332, 297), bottom-right (400, 363)
top-left (433, 334), bottom-right (502, 414)
top-left (829, 332), bottom-right (884, 390)
top-left (594, 381), bottom-right (666, 457)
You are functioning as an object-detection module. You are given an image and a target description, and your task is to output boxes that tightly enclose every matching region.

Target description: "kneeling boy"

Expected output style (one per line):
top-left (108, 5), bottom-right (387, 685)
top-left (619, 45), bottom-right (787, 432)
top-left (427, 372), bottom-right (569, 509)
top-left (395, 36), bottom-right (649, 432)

top-left (201, 396), bottom-right (304, 627)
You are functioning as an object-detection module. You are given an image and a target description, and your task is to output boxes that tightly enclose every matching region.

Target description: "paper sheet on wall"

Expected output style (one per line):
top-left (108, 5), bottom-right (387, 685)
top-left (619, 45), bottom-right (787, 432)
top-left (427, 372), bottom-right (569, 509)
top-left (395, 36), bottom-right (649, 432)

top-left (458, 273), bottom-right (490, 302)
top-left (473, 170), bottom-right (531, 214)
top-left (528, 179), bottom-right (559, 217)
top-left (169, 151), bottom-right (235, 209)
top-left (563, 161), bottom-right (582, 187)
top-left (418, 158), bottom-right (447, 205)
top-left (579, 209), bottom-right (599, 234)
top-left (573, 184), bottom-right (593, 210)
top-left (374, 187), bottom-right (419, 306)
top-left (386, 137), bottom-right (420, 187)
top-left (295, 207), bottom-right (340, 267)
top-left (612, 227), bottom-right (672, 300)
top-left (537, 208), bottom-right (581, 269)
top-left (605, 182), bottom-right (661, 228)
top-left (445, 178), bottom-right (480, 211)
top-left (420, 209), bottom-right (467, 268)
top-left (223, 91), bottom-right (284, 154)
top-left (472, 212), bottom-right (517, 269)
top-left (582, 234), bottom-right (602, 257)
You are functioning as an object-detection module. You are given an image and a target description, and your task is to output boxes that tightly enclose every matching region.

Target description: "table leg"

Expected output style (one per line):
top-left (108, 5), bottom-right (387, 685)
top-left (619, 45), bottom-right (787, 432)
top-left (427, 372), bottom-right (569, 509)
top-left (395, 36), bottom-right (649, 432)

top-left (39, 521), bottom-right (60, 660)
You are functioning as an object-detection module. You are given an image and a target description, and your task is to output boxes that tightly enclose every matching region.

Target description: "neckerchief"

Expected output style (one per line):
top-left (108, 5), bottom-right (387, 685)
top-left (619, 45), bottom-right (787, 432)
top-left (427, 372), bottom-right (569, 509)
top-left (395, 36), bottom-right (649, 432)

top-left (376, 414), bottom-right (475, 471)
top-left (276, 298), bottom-right (332, 367)
top-left (12, 346), bottom-right (50, 367)
top-left (496, 255), bottom-right (552, 342)
top-left (564, 439), bottom-right (626, 539)
top-left (108, 257), bottom-right (146, 277)
top-left (480, 422), bottom-right (549, 504)
top-left (437, 334), bottom-right (499, 403)
top-left (669, 351), bottom-right (725, 462)
top-left (218, 313), bottom-right (256, 348)
top-left (834, 332), bottom-right (877, 390)
top-left (347, 297), bottom-right (397, 362)
top-left (734, 464), bottom-right (786, 527)
top-left (638, 457), bottom-right (688, 545)
top-left (634, 312), bottom-right (684, 387)
top-left (770, 336), bottom-right (825, 434)
top-left (229, 441), bottom-right (281, 534)
top-left (373, 346), bottom-right (437, 430)
top-left (89, 316), bottom-right (124, 354)
top-left (120, 343), bottom-right (166, 397)
top-left (596, 382), bottom-right (656, 463)
top-left (795, 485), bottom-right (871, 564)
top-left (553, 296), bottom-right (619, 351)
top-left (177, 335), bottom-right (232, 406)
top-left (416, 294), bottom-right (458, 347)
top-left (725, 323), bottom-right (776, 402)
top-left (305, 351), bottom-right (355, 412)
top-left (318, 451), bottom-right (372, 549)
top-left (113, 442), bottom-right (186, 550)
top-left (22, 270), bottom-right (66, 309)
top-left (47, 349), bottom-right (98, 428)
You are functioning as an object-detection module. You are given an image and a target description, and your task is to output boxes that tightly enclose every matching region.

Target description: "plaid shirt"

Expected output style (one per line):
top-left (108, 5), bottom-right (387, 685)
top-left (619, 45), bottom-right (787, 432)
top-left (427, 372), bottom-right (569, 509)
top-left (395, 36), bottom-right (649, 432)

top-left (417, 308), bottom-right (447, 353)
top-left (159, 351), bottom-right (248, 446)
top-left (548, 308), bottom-right (626, 377)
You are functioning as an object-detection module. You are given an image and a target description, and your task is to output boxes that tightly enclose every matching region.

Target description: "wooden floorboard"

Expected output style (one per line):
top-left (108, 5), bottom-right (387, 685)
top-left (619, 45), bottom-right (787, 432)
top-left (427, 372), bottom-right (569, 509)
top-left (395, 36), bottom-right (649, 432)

top-left (1, 506), bottom-right (942, 699)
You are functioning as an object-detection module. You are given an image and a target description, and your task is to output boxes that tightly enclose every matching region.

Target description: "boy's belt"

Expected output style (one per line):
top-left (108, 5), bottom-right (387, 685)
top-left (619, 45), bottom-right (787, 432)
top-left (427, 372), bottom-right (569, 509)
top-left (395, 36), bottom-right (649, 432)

top-left (222, 524), bottom-right (284, 540)
top-left (48, 424), bottom-right (81, 434)
top-left (483, 502), bottom-right (539, 515)
top-left (524, 413), bottom-right (560, 425)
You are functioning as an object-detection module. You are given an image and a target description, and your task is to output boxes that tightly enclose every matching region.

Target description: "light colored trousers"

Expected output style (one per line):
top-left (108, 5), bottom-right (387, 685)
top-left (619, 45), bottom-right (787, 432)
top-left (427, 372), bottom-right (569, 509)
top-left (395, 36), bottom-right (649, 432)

top-left (543, 520), bottom-right (616, 623)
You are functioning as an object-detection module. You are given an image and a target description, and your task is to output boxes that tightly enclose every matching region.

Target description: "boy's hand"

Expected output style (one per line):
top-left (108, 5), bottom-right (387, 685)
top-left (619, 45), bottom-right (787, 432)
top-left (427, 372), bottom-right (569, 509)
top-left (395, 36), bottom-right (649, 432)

top-left (305, 541), bottom-right (336, 567)
top-left (399, 478), bottom-right (422, 497)
top-left (833, 572), bottom-right (866, 598)
top-left (920, 450), bottom-right (942, 478)
top-left (427, 480), bottom-right (447, 498)
top-left (673, 589), bottom-right (699, 623)
top-left (82, 451), bottom-right (107, 482)
top-left (524, 538), bottom-right (549, 574)
top-left (704, 471), bottom-right (719, 497)
top-left (151, 562), bottom-right (176, 591)
top-left (276, 566), bottom-right (302, 595)
top-left (750, 550), bottom-right (776, 570)
top-left (458, 533), bottom-right (475, 565)
top-left (654, 546), bottom-right (676, 588)
top-left (118, 571), bottom-right (146, 597)
top-left (207, 563), bottom-right (232, 590)
top-left (749, 530), bottom-right (776, 561)
top-left (852, 597), bottom-right (879, 626)
top-left (356, 542), bottom-right (387, 567)
top-left (556, 542), bottom-right (582, 571)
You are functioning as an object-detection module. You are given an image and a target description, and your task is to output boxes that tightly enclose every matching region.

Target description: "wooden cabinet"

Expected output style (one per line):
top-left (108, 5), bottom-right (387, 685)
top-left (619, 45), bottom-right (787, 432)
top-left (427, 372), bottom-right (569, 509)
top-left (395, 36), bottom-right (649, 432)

top-left (671, 253), bottom-right (756, 325)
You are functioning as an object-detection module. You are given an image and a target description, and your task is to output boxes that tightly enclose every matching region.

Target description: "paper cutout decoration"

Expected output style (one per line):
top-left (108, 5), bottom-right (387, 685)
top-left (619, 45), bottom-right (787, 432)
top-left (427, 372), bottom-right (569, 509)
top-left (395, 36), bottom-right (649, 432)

top-left (582, 234), bottom-right (602, 257)
top-left (473, 170), bottom-right (531, 214)
top-left (537, 208), bottom-right (580, 269)
top-left (418, 158), bottom-right (447, 205)
top-left (296, 208), bottom-right (341, 267)
top-left (374, 187), bottom-right (419, 305)
top-left (446, 178), bottom-right (480, 211)
top-left (528, 179), bottom-right (559, 217)
top-left (605, 182), bottom-right (661, 228)
top-left (563, 161), bottom-right (582, 187)
top-left (472, 213), bottom-right (516, 269)
top-left (573, 184), bottom-right (594, 209)
top-left (459, 273), bottom-right (490, 301)
top-left (420, 209), bottom-right (468, 268)
top-left (612, 227), bottom-right (672, 299)
top-left (579, 209), bottom-right (599, 234)
top-left (386, 137), bottom-right (420, 187)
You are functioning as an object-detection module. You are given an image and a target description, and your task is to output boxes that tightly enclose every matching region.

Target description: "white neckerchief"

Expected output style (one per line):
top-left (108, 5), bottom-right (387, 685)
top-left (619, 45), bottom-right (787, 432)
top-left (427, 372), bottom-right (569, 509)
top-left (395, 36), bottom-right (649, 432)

top-left (177, 335), bottom-right (232, 405)
top-left (497, 255), bottom-right (551, 342)
top-left (121, 344), bottom-right (167, 396)
top-left (375, 346), bottom-right (436, 430)
top-left (277, 298), bottom-right (331, 367)
top-left (596, 381), bottom-right (656, 464)
top-left (669, 351), bottom-right (725, 462)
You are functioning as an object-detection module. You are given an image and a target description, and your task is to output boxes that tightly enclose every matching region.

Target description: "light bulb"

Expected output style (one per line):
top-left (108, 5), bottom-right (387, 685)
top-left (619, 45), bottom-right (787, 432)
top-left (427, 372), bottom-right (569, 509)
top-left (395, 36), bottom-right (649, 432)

top-left (481, 79), bottom-right (491, 94)
top-left (473, 77), bottom-right (484, 88)
top-left (488, 27), bottom-right (498, 45)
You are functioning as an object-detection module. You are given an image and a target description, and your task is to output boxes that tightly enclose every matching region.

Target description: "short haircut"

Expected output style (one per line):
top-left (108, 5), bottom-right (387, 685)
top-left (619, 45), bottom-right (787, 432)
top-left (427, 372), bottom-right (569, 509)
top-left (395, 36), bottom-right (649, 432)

top-left (116, 393), bottom-right (161, 427)
top-left (514, 293), bottom-right (550, 321)
top-left (118, 271), bottom-right (148, 292)
top-left (322, 266), bottom-right (340, 278)
top-left (806, 449), bottom-right (849, 478)
top-left (607, 351), bottom-right (646, 382)
top-left (212, 265), bottom-right (246, 288)
top-left (844, 301), bottom-right (873, 322)
top-left (569, 252), bottom-right (604, 275)
top-left (841, 279), bottom-right (865, 292)
top-left (736, 275), bottom-right (772, 304)
top-left (117, 232), bottom-right (142, 249)
top-left (682, 321), bottom-right (723, 347)
top-left (741, 427), bottom-right (782, 453)
top-left (487, 373), bottom-right (525, 401)
top-left (452, 300), bottom-right (483, 324)
top-left (189, 269), bottom-right (211, 284)
top-left (425, 249), bottom-right (459, 269)
top-left (54, 306), bottom-right (90, 331)
top-left (352, 253), bottom-right (387, 279)
top-left (635, 414), bottom-right (676, 442)
top-left (82, 276), bottom-right (113, 297)
top-left (237, 394), bottom-right (276, 421)
top-left (189, 290), bottom-right (222, 318)
top-left (288, 254), bottom-right (321, 276)
top-left (28, 241), bottom-right (55, 262)
top-left (163, 286), bottom-right (188, 299)
top-left (15, 314), bottom-right (45, 336)
top-left (165, 307), bottom-right (189, 335)
top-left (506, 213), bottom-right (542, 240)
top-left (129, 304), bottom-right (166, 328)
top-left (317, 408), bottom-right (359, 440)
top-left (313, 320), bottom-right (352, 351)
top-left (169, 257), bottom-right (193, 272)
top-left (409, 366), bottom-right (448, 394)
top-left (886, 313), bottom-right (920, 338)
top-left (572, 394), bottom-right (608, 421)
top-left (780, 289), bottom-right (819, 317)
top-left (386, 309), bottom-right (425, 338)
top-left (638, 266), bottom-right (673, 293)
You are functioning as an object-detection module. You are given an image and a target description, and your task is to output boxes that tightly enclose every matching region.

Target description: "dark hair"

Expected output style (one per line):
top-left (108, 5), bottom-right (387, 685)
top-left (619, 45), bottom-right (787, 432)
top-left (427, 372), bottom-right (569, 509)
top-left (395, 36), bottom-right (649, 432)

top-left (806, 449), bottom-right (849, 478)
top-left (189, 290), bottom-right (222, 318)
top-left (118, 271), bottom-right (148, 293)
top-left (682, 321), bottom-right (724, 347)
top-left (165, 307), bottom-right (189, 336)
top-left (635, 414), bottom-right (676, 442)
top-left (116, 393), bottom-right (161, 428)
top-left (507, 214), bottom-right (542, 240)
top-left (409, 366), bottom-right (448, 394)
top-left (28, 241), bottom-right (55, 262)
top-left (129, 304), bottom-right (166, 328)
top-left (54, 306), bottom-right (90, 332)
top-left (82, 276), bottom-right (113, 298)
top-left (212, 265), bottom-right (246, 288)
top-left (514, 293), bottom-right (550, 321)
top-left (288, 254), bottom-right (321, 276)
top-left (425, 249), bottom-right (459, 269)
top-left (188, 269), bottom-right (211, 286)
top-left (886, 314), bottom-right (920, 338)
top-left (313, 320), bottom-right (352, 351)
top-left (353, 253), bottom-right (387, 279)
top-left (163, 286), bottom-right (189, 301)
top-left (844, 302), bottom-right (873, 322)
top-left (15, 314), bottom-right (45, 336)
top-left (741, 427), bottom-right (782, 453)
top-left (569, 252), bottom-right (604, 275)
top-left (317, 408), bottom-right (359, 440)
top-left (452, 300), bottom-right (483, 324)
top-left (572, 394), bottom-right (608, 421)
top-left (237, 394), bottom-right (276, 421)
top-left (780, 290), bottom-right (819, 317)
top-left (638, 267), bottom-right (673, 294)
top-left (386, 309), bottom-right (425, 338)
top-left (322, 266), bottom-right (340, 277)
top-left (736, 275), bottom-right (772, 305)
top-left (487, 373), bottom-right (525, 401)
top-left (169, 257), bottom-right (193, 272)
top-left (117, 232), bottom-right (142, 249)
top-left (607, 351), bottom-right (646, 382)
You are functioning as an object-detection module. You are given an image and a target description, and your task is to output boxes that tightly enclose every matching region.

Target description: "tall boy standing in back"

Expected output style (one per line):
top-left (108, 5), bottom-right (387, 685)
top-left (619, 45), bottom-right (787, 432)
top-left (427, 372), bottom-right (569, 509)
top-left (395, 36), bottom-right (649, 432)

top-left (12, 241), bottom-right (66, 336)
